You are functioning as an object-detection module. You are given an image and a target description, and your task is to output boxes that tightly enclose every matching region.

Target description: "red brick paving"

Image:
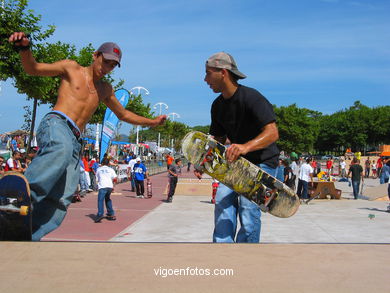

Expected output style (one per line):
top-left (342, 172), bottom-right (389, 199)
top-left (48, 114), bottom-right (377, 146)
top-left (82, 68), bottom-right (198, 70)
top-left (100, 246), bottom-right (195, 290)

top-left (42, 167), bottom-right (198, 241)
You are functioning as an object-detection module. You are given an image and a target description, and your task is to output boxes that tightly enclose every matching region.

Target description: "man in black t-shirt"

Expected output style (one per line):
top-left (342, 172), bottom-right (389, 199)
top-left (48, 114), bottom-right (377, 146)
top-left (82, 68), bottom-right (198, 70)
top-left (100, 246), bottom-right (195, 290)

top-left (204, 52), bottom-right (280, 243)
top-left (348, 158), bottom-right (364, 200)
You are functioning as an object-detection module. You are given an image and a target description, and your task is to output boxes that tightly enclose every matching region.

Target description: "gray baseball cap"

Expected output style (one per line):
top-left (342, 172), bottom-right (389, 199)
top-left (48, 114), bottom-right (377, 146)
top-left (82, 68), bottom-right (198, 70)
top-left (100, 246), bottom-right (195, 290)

top-left (206, 52), bottom-right (246, 79)
top-left (97, 42), bottom-right (122, 67)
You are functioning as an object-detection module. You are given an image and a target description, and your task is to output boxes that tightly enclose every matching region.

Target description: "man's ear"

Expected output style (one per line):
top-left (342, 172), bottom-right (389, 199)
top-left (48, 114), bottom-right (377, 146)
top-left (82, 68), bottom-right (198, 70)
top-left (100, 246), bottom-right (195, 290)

top-left (221, 68), bottom-right (230, 78)
top-left (92, 52), bottom-right (99, 61)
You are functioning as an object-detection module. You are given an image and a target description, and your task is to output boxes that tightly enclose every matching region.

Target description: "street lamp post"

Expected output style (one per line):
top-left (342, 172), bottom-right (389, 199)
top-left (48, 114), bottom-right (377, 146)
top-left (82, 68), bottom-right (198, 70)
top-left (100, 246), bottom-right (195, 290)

top-left (129, 86), bottom-right (150, 96)
top-left (167, 112), bottom-right (180, 150)
top-left (129, 86), bottom-right (150, 154)
top-left (153, 102), bottom-right (169, 149)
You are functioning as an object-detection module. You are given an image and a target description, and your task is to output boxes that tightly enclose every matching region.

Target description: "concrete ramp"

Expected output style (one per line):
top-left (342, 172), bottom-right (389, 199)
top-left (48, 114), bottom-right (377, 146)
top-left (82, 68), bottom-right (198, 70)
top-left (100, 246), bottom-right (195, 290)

top-left (165, 178), bottom-right (213, 196)
top-left (0, 242), bottom-right (389, 293)
top-left (361, 184), bottom-right (388, 201)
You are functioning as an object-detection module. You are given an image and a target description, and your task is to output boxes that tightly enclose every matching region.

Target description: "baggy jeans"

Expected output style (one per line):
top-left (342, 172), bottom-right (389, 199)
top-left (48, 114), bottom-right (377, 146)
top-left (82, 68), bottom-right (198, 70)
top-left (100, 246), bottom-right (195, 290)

top-left (24, 113), bottom-right (81, 240)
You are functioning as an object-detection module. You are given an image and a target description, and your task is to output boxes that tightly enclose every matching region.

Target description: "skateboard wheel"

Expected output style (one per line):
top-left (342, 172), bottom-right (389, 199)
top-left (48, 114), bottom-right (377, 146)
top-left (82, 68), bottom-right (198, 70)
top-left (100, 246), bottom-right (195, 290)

top-left (19, 205), bottom-right (29, 216)
top-left (259, 204), bottom-right (269, 213)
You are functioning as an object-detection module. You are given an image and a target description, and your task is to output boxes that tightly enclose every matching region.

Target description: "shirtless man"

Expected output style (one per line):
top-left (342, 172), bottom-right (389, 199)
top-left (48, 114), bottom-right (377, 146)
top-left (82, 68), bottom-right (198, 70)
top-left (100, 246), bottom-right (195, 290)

top-left (9, 32), bottom-right (166, 240)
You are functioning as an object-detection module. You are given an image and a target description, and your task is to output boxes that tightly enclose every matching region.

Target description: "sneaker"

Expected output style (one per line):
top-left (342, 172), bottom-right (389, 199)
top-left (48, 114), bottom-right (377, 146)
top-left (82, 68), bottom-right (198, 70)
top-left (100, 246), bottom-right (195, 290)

top-left (106, 215), bottom-right (116, 221)
top-left (167, 197), bottom-right (173, 203)
top-left (140, 195), bottom-right (145, 199)
top-left (94, 215), bottom-right (104, 223)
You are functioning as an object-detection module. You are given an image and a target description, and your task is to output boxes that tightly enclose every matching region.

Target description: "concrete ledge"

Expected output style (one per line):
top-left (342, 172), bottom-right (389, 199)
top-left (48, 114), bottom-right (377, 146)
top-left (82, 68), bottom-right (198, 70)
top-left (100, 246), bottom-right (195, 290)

top-left (0, 242), bottom-right (388, 293)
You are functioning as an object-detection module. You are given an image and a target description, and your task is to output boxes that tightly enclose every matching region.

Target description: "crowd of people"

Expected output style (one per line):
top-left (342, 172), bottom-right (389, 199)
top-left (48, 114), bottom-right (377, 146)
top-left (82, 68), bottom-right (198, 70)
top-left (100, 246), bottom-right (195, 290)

top-left (274, 154), bottom-right (390, 202)
top-left (0, 148), bottom-right (38, 177)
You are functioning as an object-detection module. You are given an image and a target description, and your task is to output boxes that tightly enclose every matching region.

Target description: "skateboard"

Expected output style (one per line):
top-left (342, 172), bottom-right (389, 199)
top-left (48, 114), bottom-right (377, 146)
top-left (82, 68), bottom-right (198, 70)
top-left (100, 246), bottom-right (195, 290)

top-left (0, 172), bottom-right (32, 240)
top-left (146, 179), bottom-right (153, 198)
top-left (182, 131), bottom-right (300, 218)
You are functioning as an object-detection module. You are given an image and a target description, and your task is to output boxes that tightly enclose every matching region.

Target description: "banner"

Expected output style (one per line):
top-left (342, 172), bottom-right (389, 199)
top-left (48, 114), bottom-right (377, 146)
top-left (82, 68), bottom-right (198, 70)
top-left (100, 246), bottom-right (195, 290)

top-left (99, 89), bottom-right (130, 162)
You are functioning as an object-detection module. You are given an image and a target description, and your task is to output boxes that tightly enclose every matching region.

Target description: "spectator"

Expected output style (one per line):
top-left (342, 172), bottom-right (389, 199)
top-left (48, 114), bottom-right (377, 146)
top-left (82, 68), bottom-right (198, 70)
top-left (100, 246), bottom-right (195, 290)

top-left (133, 157), bottom-right (148, 198)
top-left (376, 157), bottom-right (383, 180)
top-left (79, 159), bottom-right (89, 194)
top-left (94, 158), bottom-right (117, 223)
top-left (127, 156), bottom-right (137, 192)
top-left (348, 158), bottom-right (364, 200)
top-left (282, 159), bottom-right (295, 189)
top-left (364, 157), bottom-right (371, 178)
top-left (82, 153), bottom-right (92, 191)
top-left (167, 158), bottom-right (182, 202)
top-left (0, 156), bottom-right (5, 177)
top-left (326, 158), bottom-right (333, 176)
top-left (297, 158), bottom-right (314, 200)
top-left (371, 160), bottom-right (377, 179)
top-left (275, 159), bottom-right (285, 182)
top-left (339, 159), bottom-right (347, 178)
top-left (5, 151), bottom-right (24, 173)
top-left (165, 153), bottom-right (174, 170)
top-left (89, 155), bottom-right (99, 191)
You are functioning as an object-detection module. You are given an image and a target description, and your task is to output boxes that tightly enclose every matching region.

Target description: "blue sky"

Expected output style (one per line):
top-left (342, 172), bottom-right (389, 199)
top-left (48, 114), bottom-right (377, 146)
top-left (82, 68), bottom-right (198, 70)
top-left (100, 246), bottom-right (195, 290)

top-left (1, 0), bottom-right (389, 135)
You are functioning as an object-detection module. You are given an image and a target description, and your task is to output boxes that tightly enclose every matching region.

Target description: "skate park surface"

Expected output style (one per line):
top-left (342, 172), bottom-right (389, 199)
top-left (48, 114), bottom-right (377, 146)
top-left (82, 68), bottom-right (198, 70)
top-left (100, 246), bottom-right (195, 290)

top-left (1, 169), bottom-right (389, 292)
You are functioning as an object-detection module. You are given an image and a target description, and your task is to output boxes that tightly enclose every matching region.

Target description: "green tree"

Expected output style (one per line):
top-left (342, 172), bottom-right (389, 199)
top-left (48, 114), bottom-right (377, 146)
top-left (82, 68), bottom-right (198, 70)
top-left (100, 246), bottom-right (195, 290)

top-left (274, 104), bottom-right (321, 154)
top-left (191, 125), bottom-right (210, 134)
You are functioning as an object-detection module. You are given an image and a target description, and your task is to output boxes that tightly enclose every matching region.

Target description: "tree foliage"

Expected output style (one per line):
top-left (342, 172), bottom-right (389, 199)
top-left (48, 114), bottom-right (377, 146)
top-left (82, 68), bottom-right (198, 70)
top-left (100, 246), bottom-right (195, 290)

top-left (273, 104), bottom-right (321, 154)
top-left (192, 101), bottom-right (389, 155)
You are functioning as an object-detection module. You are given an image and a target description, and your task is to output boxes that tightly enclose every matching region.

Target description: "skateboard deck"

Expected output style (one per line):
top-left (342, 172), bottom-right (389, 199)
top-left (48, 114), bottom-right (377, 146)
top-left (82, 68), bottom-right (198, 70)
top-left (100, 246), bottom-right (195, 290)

top-left (0, 172), bottom-right (32, 240)
top-left (146, 179), bottom-right (153, 198)
top-left (182, 131), bottom-right (300, 218)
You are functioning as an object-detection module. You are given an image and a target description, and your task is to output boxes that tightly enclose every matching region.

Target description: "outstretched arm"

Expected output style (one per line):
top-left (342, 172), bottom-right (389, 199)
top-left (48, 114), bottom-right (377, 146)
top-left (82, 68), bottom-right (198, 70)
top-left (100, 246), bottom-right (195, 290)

top-left (103, 87), bottom-right (166, 127)
top-left (9, 32), bottom-right (71, 77)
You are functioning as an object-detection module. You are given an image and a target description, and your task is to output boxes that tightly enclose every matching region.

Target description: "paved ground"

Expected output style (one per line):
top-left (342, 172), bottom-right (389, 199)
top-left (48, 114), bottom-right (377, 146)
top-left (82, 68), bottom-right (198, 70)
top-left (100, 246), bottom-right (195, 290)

top-left (2, 168), bottom-right (388, 292)
top-left (43, 169), bottom-right (390, 243)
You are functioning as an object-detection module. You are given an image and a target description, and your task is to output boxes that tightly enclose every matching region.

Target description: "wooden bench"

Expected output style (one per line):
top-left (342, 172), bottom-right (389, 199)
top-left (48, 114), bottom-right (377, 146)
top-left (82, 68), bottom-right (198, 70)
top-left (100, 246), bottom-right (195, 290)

top-left (308, 181), bottom-right (342, 201)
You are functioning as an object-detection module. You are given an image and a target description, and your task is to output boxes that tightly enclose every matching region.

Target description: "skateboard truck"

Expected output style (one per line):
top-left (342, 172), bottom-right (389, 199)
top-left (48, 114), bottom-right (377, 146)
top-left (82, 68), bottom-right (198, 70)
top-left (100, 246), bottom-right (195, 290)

top-left (259, 189), bottom-right (277, 213)
top-left (0, 198), bottom-right (29, 216)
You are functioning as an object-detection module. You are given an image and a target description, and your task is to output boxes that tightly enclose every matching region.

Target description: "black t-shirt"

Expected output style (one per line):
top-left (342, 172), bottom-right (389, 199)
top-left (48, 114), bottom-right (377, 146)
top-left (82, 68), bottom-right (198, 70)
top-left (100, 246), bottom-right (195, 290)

top-left (209, 85), bottom-right (279, 168)
top-left (349, 164), bottom-right (363, 182)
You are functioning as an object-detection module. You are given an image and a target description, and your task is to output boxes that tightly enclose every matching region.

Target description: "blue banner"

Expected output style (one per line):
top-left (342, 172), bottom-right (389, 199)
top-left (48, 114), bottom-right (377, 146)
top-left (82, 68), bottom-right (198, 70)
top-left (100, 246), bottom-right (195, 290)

top-left (99, 89), bottom-right (130, 162)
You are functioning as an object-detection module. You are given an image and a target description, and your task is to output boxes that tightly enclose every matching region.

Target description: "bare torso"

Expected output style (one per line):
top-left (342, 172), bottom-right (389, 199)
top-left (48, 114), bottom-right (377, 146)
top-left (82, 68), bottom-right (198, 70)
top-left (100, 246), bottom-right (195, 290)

top-left (52, 64), bottom-right (110, 130)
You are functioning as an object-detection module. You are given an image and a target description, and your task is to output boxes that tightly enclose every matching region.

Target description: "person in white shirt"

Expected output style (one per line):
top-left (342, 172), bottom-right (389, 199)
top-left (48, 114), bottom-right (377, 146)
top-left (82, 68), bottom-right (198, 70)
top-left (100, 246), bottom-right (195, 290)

top-left (297, 157), bottom-right (314, 200)
top-left (290, 159), bottom-right (299, 188)
top-left (127, 156), bottom-right (137, 192)
top-left (95, 158), bottom-right (117, 223)
top-left (340, 159), bottom-right (347, 178)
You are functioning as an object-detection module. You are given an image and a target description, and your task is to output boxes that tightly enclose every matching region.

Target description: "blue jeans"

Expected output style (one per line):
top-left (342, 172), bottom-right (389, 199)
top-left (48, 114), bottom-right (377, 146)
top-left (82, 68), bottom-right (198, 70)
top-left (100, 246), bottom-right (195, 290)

top-left (97, 188), bottom-right (115, 217)
top-left (352, 180), bottom-right (360, 199)
top-left (24, 113), bottom-right (81, 241)
top-left (130, 172), bottom-right (136, 191)
top-left (213, 163), bottom-right (277, 243)
top-left (79, 170), bottom-right (89, 191)
top-left (297, 179), bottom-right (309, 199)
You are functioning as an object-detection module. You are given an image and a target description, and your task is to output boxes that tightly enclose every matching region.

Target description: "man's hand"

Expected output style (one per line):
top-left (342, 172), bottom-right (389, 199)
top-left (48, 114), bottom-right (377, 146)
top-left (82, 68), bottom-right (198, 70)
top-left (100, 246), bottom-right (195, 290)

top-left (226, 143), bottom-right (249, 163)
top-left (9, 32), bottom-right (30, 48)
top-left (151, 115), bottom-right (167, 127)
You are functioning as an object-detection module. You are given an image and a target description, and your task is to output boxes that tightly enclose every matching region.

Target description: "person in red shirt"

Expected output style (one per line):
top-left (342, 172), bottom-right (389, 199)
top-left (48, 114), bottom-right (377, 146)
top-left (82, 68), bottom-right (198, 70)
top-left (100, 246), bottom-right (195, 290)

top-left (165, 153), bottom-right (174, 170)
top-left (326, 159), bottom-right (333, 176)
top-left (82, 153), bottom-right (92, 191)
